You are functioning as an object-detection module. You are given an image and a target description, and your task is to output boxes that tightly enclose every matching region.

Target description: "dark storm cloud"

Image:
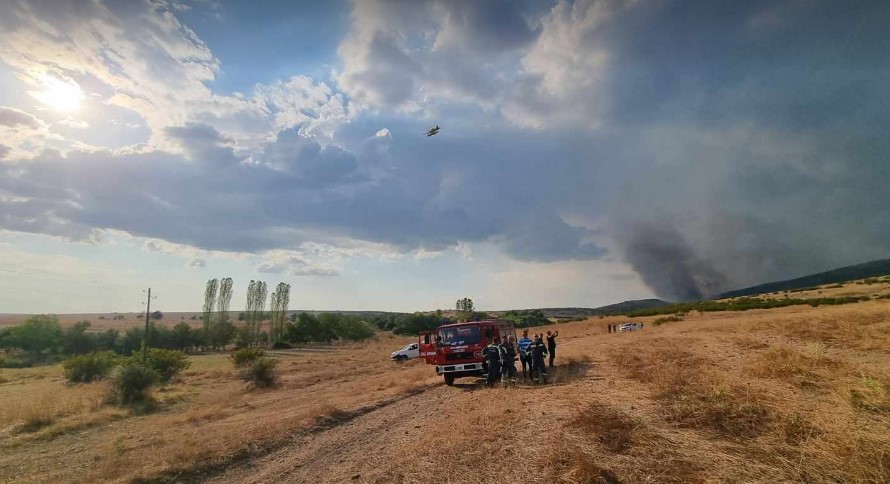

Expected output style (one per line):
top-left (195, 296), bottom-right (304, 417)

top-left (164, 122), bottom-right (242, 165)
top-left (2, 0), bottom-right (889, 303)
top-left (338, 0), bottom-right (541, 108)
top-left (0, 123), bottom-right (606, 261)
top-left (260, 128), bottom-right (360, 185)
top-left (0, 106), bottom-right (42, 129)
top-left (603, 1), bottom-right (890, 298)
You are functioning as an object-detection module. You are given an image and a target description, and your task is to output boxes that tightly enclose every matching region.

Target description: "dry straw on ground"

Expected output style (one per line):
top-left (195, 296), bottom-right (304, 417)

top-left (1, 281), bottom-right (889, 482)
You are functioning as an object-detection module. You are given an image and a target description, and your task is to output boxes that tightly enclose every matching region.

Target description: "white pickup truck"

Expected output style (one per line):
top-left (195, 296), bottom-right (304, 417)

top-left (390, 342), bottom-right (420, 361)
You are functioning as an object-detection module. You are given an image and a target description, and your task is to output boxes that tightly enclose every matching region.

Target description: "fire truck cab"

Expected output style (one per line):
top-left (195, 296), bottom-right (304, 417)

top-left (418, 319), bottom-right (517, 386)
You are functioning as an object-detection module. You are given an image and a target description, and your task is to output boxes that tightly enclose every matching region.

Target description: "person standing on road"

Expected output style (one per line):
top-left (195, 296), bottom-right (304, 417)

top-left (517, 330), bottom-right (533, 379)
top-left (483, 337), bottom-right (502, 388)
top-left (546, 330), bottom-right (559, 368)
top-left (499, 336), bottom-right (517, 384)
top-left (530, 334), bottom-right (549, 384)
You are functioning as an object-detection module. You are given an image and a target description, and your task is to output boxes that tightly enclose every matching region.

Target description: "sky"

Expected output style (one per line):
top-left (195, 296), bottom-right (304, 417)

top-left (0, 0), bottom-right (888, 314)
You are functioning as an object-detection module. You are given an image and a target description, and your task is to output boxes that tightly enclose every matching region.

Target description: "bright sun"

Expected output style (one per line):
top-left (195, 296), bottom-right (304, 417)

top-left (28, 75), bottom-right (85, 112)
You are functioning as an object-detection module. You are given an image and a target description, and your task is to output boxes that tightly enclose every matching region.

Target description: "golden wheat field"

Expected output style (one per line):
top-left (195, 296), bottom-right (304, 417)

top-left (1, 283), bottom-right (889, 483)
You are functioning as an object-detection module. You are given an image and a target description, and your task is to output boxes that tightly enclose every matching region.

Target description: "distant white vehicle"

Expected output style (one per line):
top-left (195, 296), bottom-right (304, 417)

top-left (618, 322), bottom-right (644, 332)
top-left (391, 343), bottom-right (420, 361)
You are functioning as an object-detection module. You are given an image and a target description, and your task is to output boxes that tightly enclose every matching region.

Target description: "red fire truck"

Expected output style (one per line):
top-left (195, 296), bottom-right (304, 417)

top-left (418, 319), bottom-right (517, 386)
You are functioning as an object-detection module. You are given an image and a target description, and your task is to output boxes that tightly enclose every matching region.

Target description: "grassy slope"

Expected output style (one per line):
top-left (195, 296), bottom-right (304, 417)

top-left (719, 258), bottom-right (890, 299)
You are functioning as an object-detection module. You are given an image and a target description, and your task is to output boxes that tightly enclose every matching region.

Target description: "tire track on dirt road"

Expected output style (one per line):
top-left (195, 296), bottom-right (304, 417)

top-left (208, 384), bottom-right (461, 483)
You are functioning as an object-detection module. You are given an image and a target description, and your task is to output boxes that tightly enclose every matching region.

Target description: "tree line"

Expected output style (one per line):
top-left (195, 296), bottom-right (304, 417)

top-left (0, 292), bottom-right (512, 368)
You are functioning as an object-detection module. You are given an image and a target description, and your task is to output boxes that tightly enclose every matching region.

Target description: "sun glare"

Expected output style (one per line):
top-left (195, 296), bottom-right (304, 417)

top-left (28, 75), bottom-right (85, 112)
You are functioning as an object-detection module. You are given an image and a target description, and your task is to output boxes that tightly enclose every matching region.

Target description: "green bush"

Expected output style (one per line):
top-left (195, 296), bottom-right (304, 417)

top-left (145, 349), bottom-right (190, 382)
top-left (231, 348), bottom-right (265, 368)
top-left (652, 315), bottom-right (684, 326)
top-left (271, 341), bottom-right (293, 349)
top-left (63, 351), bottom-right (120, 383)
top-left (240, 357), bottom-right (278, 388)
top-left (500, 309), bottom-right (551, 328)
top-left (0, 358), bottom-right (32, 368)
top-left (111, 361), bottom-right (159, 404)
top-left (12, 315), bottom-right (62, 357)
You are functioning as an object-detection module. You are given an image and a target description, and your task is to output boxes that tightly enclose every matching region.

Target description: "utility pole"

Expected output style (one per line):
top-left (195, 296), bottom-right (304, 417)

top-left (142, 288), bottom-right (156, 362)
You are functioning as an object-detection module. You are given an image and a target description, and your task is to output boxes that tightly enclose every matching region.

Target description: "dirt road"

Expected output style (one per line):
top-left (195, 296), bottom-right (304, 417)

top-left (210, 340), bottom-right (607, 484)
top-left (209, 384), bottom-right (453, 483)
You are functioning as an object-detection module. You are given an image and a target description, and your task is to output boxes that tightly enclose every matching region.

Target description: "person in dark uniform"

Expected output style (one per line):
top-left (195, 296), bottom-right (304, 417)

top-left (546, 330), bottom-right (558, 367)
top-left (529, 334), bottom-right (548, 384)
top-left (483, 337), bottom-right (502, 388)
top-left (517, 330), bottom-right (533, 378)
top-left (499, 336), bottom-right (517, 384)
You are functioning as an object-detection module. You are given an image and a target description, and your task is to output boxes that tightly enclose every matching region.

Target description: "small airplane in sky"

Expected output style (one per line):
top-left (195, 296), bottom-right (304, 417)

top-left (425, 125), bottom-right (440, 137)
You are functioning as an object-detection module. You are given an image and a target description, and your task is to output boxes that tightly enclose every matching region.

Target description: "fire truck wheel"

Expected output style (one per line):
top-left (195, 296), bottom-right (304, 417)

top-left (444, 374), bottom-right (455, 386)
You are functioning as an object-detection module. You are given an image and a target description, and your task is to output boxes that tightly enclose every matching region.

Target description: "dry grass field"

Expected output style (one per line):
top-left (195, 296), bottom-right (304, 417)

top-left (0, 312), bottom-right (203, 330)
top-left (1, 280), bottom-right (889, 483)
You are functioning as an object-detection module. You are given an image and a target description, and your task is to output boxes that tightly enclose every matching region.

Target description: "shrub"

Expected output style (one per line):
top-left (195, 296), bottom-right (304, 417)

top-left (849, 375), bottom-right (890, 414)
top-left (271, 341), bottom-right (293, 349)
top-left (111, 361), bottom-right (159, 404)
top-left (336, 317), bottom-right (376, 340)
top-left (145, 349), bottom-right (190, 382)
top-left (231, 348), bottom-right (265, 368)
top-left (0, 358), bottom-right (32, 368)
top-left (63, 351), bottom-right (119, 383)
top-left (240, 357), bottom-right (278, 388)
top-left (653, 315), bottom-right (684, 326)
top-left (12, 315), bottom-right (62, 356)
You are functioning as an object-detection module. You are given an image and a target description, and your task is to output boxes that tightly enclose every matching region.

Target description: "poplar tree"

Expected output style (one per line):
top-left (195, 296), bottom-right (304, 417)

top-left (269, 282), bottom-right (290, 344)
top-left (215, 277), bottom-right (233, 349)
top-left (245, 280), bottom-right (257, 347)
top-left (202, 279), bottom-right (219, 349)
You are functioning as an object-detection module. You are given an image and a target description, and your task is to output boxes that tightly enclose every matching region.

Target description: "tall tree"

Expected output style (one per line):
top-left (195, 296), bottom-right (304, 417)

top-left (217, 277), bottom-right (233, 324)
top-left (244, 280), bottom-right (268, 347)
top-left (244, 280), bottom-right (257, 347)
top-left (253, 281), bottom-right (268, 346)
top-left (214, 277), bottom-right (234, 349)
top-left (278, 283), bottom-right (290, 343)
top-left (269, 290), bottom-right (279, 345)
top-left (202, 279), bottom-right (219, 349)
top-left (269, 282), bottom-right (290, 344)
top-left (455, 297), bottom-right (474, 321)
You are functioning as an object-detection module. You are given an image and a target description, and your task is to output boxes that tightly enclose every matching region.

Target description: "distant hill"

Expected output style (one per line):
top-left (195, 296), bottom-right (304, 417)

top-left (719, 259), bottom-right (890, 299)
top-left (537, 299), bottom-right (670, 319)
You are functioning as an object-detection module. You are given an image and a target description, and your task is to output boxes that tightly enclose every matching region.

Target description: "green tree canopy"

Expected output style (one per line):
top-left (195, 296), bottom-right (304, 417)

top-left (12, 315), bottom-right (62, 355)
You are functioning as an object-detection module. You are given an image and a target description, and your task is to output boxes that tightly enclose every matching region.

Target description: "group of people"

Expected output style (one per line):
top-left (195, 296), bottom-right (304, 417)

top-left (482, 329), bottom-right (558, 387)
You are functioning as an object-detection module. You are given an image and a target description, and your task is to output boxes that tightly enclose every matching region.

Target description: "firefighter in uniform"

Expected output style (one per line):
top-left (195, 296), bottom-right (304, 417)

top-left (530, 334), bottom-right (549, 384)
top-left (483, 337), bottom-right (502, 388)
top-left (499, 336), bottom-right (517, 384)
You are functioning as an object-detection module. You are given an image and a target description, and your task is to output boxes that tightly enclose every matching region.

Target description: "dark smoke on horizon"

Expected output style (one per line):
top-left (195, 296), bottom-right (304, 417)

top-left (618, 223), bottom-right (729, 302)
